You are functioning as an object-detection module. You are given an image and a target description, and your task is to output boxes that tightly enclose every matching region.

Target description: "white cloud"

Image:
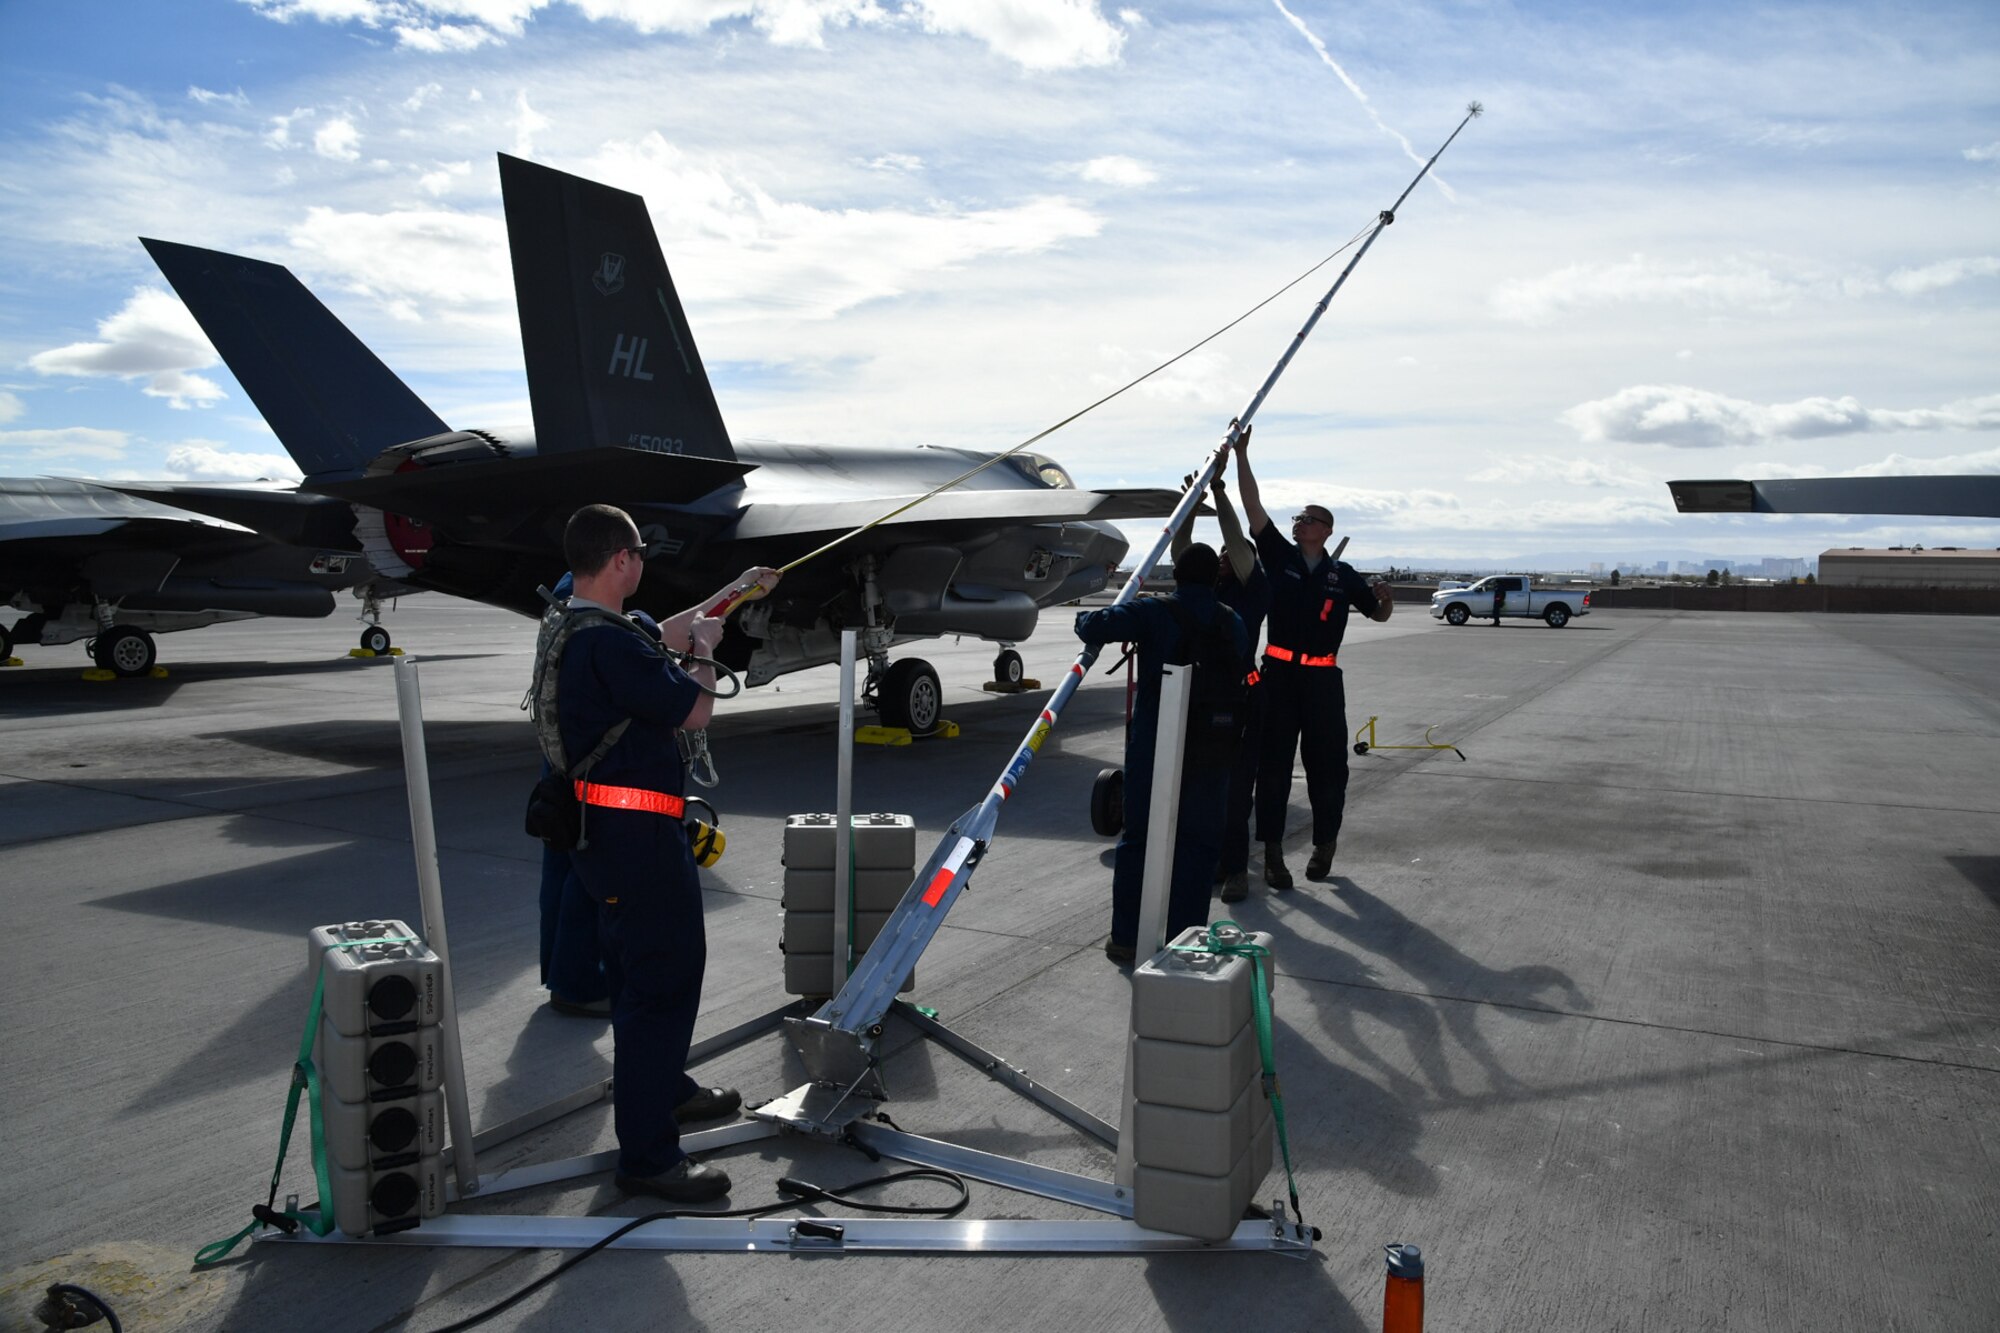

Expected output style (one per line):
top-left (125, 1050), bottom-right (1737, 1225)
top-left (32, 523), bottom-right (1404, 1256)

top-left (861, 153), bottom-right (924, 173)
top-left (511, 89), bottom-right (550, 159)
top-left (1492, 255), bottom-right (1809, 323)
top-left (417, 159), bottom-right (473, 196)
top-left (1883, 256), bottom-right (2000, 296)
top-left (162, 442), bottom-right (306, 481)
top-left (1091, 345), bottom-right (1237, 404)
top-left (395, 20), bottom-right (505, 52)
top-left (0, 426), bottom-right (129, 462)
top-left (1561, 384), bottom-right (2000, 449)
top-left (237, 0), bottom-right (1122, 67)
top-left (1468, 453), bottom-right (1658, 489)
top-left (1075, 155), bottom-right (1156, 187)
top-left (265, 106), bottom-right (314, 149)
top-left (314, 115), bottom-right (363, 160)
top-left (403, 81), bottom-right (444, 112)
top-left (579, 132), bottom-right (1103, 321)
top-left (1493, 253), bottom-right (2000, 323)
top-left (27, 288), bottom-right (227, 410)
top-left (1965, 142), bottom-right (2000, 163)
top-left (1740, 445), bottom-right (2000, 481)
top-left (287, 204), bottom-right (515, 326)
top-left (188, 86), bottom-right (249, 108)
top-left (0, 391), bottom-right (23, 424)
top-left (909, 0), bottom-right (1124, 70)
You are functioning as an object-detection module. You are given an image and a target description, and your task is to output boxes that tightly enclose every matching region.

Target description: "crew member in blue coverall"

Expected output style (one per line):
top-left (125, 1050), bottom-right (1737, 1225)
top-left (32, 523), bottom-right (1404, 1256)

top-left (555, 503), bottom-right (779, 1201)
top-left (1232, 426), bottom-right (1393, 888)
top-left (1075, 542), bottom-right (1248, 964)
top-left (1171, 471), bottom-right (1271, 905)
top-left (539, 566), bottom-right (772, 1019)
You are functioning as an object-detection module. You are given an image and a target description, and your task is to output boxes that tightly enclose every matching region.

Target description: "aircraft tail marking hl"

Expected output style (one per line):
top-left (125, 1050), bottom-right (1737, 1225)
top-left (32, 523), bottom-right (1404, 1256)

top-left (498, 153), bottom-right (735, 464)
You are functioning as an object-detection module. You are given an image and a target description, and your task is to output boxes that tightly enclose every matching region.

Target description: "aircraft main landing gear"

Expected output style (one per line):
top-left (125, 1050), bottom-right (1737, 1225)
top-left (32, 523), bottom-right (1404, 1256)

top-left (360, 625), bottom-right (392, 655)
top-left (877, 658), bottom-right (942, 733)
top-left (992, 648), bottom-right (1024, 686)
top-left (91, 624), bottom-right (157, 678)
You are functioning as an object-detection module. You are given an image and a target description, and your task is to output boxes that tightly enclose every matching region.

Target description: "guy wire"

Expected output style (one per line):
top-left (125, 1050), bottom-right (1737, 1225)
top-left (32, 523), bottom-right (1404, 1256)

top-left (775, 218), bottom-right (1379, 576)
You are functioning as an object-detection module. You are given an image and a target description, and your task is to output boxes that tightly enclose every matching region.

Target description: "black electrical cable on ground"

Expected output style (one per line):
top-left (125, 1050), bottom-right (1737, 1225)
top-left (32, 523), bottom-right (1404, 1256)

top-left (38, 1284), bottom-right (122, 1333)
top-left (411, 1166), bottom-right (969, 1333)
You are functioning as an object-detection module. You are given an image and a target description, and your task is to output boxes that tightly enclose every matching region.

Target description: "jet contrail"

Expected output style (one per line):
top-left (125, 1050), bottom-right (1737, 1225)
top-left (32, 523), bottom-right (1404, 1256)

top-left (1271, 0), bottom-right (1458, 202)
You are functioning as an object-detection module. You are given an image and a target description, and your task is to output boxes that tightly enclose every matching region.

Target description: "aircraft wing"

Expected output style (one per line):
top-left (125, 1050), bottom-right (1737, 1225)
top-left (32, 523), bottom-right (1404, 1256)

top-left (729, 486), bottom-right (1181, 542)
top-left (99, 482), bottom-right (364, 551)
top-left (1669, 476), bottom-right (2000, 518)
top-left (305, 447), bottom-right (755, 540)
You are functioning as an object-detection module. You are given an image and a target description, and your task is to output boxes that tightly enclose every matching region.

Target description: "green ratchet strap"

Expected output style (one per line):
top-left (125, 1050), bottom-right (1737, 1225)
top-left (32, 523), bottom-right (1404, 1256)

top-left (194, 935), bottom-right (418, 1266)
top-left (1167, 920), bottom-right (1307, 1227)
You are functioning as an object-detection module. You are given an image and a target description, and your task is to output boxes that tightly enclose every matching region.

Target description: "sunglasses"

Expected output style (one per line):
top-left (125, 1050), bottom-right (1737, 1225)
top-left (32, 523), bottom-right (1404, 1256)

top-left (1291, 513), bottom-right (1331, 527)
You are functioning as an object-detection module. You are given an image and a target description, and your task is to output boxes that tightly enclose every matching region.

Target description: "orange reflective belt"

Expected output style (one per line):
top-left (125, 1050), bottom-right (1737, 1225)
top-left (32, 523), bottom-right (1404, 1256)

top-left (1264, 644), bottom-right (1338, 667)
top-left (575, 781), bottom-right (686, 818)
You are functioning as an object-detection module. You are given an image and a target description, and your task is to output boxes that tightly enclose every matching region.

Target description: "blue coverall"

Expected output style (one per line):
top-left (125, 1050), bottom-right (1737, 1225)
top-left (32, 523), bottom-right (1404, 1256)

top-left (536, 572), bottom-right (666, 1007)
top-left (1075, 585), bottom-right (1249, 950)
top-left (1252, 524), bottom-right (1384, 848)
top-left (1216, 564), bottom-right (1272, 879)
top-left (558, 613), bottom-right (707, 1178)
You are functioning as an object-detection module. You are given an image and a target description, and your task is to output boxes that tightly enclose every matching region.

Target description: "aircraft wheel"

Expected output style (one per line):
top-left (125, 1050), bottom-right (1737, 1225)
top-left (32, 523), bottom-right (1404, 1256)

top-left (993, 649), bottom-right (1024, 686)
top-left (1354, 742), bottom-right (1370, 756)
top-left (95, 625), bottom-right (157, 677)
top-left (1090, 767), bottom-right (1125, 837)
top-left (0, 622), bottom-right (11, 661)
top-left (361, 625), bottom-right (392, 654)
top-left (879, 658), bottom-right (942, 733)
top-left (1444, 603), bottom-right (1470, 626)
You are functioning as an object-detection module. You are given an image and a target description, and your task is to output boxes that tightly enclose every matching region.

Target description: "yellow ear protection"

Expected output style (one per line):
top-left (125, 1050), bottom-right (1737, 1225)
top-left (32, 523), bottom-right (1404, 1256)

top-left (684, 797), bottom-right (726, 867)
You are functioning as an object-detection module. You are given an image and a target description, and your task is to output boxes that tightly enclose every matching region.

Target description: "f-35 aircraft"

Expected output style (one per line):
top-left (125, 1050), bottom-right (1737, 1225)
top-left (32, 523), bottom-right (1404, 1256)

top-left (138, 154), bottom-right (1174, 728)
top-left (1, 476), bottom-right (392, 675)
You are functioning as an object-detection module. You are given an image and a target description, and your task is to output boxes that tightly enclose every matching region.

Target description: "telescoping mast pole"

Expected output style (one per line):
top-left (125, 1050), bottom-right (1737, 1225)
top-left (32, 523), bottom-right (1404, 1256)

top-left (791, 104), bottom-right (1484, 1076)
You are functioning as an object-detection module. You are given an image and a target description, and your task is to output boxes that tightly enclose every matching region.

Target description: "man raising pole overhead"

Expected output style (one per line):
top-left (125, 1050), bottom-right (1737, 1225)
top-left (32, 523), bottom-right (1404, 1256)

top-left (1232, 426), bottom-right (1393, 888)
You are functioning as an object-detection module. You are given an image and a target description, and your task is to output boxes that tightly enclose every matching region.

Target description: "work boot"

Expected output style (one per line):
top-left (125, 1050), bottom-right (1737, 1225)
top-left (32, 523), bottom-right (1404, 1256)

top-left (1104, 938), bottom-right (1137, 965)
top-left (1220, 871), bottom-right (1249, 904)
top-left (1262, 842), bottom-right (1293, 892)
top-left (615, 1158), bottom-right (731, 1203)
top-left (675, 1086), bottom-right (743, 1123)
top-left (1306, 840), bottom-right (1337, 881)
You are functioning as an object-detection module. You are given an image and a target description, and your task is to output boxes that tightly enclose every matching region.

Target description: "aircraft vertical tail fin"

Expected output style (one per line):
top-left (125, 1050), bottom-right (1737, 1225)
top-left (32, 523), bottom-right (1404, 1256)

top-left (498, 153), bottom-right (735, 462)
top-left (140, 239), bottom-right (451, 481)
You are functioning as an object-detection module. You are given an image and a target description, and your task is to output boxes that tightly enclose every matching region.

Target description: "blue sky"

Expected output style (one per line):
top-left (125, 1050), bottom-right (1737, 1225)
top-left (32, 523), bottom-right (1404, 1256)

top-left (1, 0), bottom-right (1996, 564)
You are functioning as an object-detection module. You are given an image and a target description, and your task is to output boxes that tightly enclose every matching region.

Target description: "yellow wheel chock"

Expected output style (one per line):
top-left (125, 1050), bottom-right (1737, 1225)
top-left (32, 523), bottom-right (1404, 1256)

top-left (1353, 715), bottom-right (1465, 761)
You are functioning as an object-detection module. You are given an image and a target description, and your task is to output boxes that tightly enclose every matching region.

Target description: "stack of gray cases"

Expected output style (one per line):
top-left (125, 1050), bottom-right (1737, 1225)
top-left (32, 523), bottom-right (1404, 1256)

top-left (781, 813), bottom-right (917, 997)
top-left (1129, 926), bottom-right (1276, 1241)
top-left (309, 919), bottom-right (447, 1237)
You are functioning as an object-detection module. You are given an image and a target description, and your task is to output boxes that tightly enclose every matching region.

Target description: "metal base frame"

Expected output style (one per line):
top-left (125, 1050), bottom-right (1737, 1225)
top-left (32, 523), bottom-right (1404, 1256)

top-left (273, 998), bottom-right (1314, 1258)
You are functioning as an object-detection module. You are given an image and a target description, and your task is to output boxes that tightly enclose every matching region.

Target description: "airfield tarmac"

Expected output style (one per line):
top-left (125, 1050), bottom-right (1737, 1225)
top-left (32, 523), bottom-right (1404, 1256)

top-left (2, 601), bottom-right (1996, 1331)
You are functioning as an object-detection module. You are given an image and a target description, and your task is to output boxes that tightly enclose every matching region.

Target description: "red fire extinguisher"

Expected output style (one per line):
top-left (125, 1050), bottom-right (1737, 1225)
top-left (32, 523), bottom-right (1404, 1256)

top-left (1383, 1242), bottom-right (1424, 1332)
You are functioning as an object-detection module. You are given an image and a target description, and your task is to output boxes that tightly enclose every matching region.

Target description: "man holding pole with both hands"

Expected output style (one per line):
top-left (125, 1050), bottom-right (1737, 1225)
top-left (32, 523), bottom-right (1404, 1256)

top-left (1230, 425), bottom-right (1393, 889)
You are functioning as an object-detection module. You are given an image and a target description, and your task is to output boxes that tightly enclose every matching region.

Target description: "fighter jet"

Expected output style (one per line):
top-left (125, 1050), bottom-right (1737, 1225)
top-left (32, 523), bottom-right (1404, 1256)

top-left (0, 476), bottom-right (392, 675)
top-left (138, 154), bottom-right (1175, 729)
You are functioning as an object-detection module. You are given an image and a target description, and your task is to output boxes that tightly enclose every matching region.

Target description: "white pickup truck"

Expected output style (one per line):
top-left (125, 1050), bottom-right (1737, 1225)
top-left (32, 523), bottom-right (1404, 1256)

top-left (1430, 575), bottom-right (1592, 628)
